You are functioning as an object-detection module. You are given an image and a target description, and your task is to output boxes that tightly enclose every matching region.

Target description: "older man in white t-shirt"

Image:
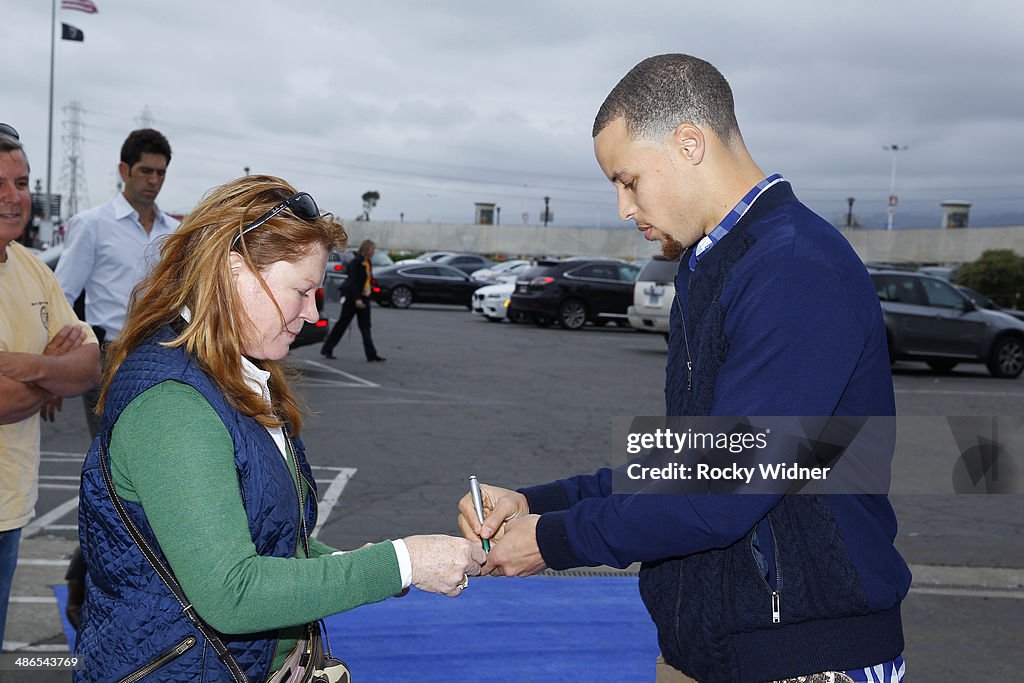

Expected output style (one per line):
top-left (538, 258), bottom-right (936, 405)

top-left (0, 129), bottom-right (100, 648)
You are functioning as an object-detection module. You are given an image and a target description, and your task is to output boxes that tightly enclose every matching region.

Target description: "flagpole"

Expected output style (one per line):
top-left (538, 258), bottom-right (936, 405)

top-left (43, 0), bottom-right (57, 243)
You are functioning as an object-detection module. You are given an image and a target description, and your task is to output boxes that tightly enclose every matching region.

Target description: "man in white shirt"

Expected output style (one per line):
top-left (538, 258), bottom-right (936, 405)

top-left (0, 129), bottom-right (100, 648)
top-left (55, 128), bottom-right (180, 437)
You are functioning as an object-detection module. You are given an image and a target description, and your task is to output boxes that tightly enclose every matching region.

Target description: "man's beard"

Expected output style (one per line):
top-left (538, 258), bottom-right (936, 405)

top-left (662, 234), bottom-right (685, 261)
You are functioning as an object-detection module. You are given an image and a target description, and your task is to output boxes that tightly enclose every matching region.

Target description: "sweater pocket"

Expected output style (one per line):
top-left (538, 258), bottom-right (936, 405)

top-left (750, 515), bottom-right (782, 625)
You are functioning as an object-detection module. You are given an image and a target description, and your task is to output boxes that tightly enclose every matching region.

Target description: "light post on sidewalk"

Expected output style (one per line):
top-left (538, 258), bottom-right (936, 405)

top-left (884, 144), bottom-right (908, 230)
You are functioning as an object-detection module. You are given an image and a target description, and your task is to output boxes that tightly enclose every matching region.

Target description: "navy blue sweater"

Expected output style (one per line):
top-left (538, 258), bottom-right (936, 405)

top-left (522, 182), bottom-right (911, 681)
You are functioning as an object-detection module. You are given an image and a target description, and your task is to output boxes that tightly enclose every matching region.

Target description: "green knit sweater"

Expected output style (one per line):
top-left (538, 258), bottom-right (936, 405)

top-left (109, 380), bottom-right (402, 673)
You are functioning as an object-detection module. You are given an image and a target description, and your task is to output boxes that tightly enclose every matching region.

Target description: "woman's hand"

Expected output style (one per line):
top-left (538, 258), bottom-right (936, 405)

top-left (402, 534), bottom-right (486, 597)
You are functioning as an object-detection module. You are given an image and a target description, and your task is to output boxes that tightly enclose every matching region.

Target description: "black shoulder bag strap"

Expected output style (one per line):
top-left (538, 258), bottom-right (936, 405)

top-left (97, 440), bottom-right (251, 683)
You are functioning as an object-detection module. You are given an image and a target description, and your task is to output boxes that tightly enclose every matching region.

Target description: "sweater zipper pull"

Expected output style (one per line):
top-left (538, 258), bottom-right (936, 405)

top-left (771, 591), bottom-right (781, 624)
top-left (686, 361), bottom-right (692, 391)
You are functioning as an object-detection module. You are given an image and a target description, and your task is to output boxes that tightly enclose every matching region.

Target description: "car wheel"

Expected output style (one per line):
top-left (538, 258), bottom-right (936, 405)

top-left (391, 286), bottom-right (413, 309)
top-left (558, 299), bottom-right (587, 330)
top-left (987, 335), bottom-right (1024, 378)
top-left (927, 360), bottom-right (958, 373)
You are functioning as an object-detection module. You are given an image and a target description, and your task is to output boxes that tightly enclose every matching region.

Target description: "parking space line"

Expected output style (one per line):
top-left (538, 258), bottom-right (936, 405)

top-left (23, 497), bottom-right (79, 539)
top-left (911, 586), bottom-right (1024, 599)
top-left (16, 559), bottom-right (67, 566)
top-left (312, 468), bottom-right (357, 538)
top-left (298, 360), bottom-right (380, 388)
top-left (9, 597), bottom-right (57, 604)
top-left (895, 389), bottom-right (1024, 397)
top-left (3, 643), bottom-right (70, 653)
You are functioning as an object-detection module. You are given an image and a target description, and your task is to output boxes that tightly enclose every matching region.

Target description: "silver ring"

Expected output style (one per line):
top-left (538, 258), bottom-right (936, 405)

top-left (457, 574), bottom-right (469, 590)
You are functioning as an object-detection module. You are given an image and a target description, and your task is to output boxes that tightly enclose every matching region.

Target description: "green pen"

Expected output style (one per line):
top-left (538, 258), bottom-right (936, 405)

top-left (469, 475), bottom-right (491, 551)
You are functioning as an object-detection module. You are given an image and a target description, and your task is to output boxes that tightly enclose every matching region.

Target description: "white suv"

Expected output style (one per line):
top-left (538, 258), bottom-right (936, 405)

top-left (627, 256), bottom-right (680, 340)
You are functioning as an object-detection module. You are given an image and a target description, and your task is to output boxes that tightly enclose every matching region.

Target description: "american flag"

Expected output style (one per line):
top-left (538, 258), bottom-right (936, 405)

top-left (61, 0), bottom-right (98, 13)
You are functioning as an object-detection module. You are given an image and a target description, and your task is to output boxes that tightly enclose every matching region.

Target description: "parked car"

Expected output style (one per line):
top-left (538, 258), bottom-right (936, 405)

top-left (918, 265), bottom-right (960, 281)
top-left (408, 251), bottom-right (456, 263)
top-left (627, 256), bottom-right (679, 340)
top-left (471, 281), bottom-right (515, 321)
top-left (470, 259), bottom-right (533, 283)
top-left (370, 263), bottom-right (482, 309)
top-left (509, 258), bottom-right (641, 329)
top-left (291, 285), bottom-right (330, 349)
top-left (869, 269), bottom-right (1024, 378)
top-left (955, 284), bottom-right (1024, 323)
top-left (324, 248), bottom-right (394, 292)
top-left (435, 253), bottom-right (493, 275)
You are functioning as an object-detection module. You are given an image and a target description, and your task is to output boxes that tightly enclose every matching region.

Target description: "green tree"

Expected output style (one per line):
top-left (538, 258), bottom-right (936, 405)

top-left (954, 249), bottom-right (1024, 308)
top-left (358, 190), bottom-right (380, 221)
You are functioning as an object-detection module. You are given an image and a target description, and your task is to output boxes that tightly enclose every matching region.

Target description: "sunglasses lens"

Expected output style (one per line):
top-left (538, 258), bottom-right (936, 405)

top-left (290, 193), bottom-right (319, 220)
top-left (0, 123), bottom-right (19, 140)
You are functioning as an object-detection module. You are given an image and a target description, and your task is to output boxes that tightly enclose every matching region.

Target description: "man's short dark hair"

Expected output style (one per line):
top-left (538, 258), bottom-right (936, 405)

top-left (593, 54), bottom-right (740, 146)
top-left (120, 128), bottom-right (172, 167)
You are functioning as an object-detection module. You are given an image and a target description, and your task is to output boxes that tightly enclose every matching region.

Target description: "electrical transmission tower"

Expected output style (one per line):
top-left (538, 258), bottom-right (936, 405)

top-left (60, 101), bottom-right (89, 219)
top-left (135, 105), bottom-right (155, 129)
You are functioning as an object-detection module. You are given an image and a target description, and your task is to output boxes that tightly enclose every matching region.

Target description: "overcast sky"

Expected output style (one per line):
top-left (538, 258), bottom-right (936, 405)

top-left (6, 1), bottom-right (1023, 231)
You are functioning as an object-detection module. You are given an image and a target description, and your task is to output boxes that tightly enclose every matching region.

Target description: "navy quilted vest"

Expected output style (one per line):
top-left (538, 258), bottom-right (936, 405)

top-left (74, 324), bottom-right (318, 682)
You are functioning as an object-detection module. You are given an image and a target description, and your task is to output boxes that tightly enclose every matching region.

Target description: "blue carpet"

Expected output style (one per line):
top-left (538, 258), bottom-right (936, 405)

top-left (55, 575), bottom-right (658, 682)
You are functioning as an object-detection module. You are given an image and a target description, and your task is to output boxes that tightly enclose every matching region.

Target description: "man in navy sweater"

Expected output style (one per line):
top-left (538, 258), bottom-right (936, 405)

top-left (459, 54), bottom-right (910, 682)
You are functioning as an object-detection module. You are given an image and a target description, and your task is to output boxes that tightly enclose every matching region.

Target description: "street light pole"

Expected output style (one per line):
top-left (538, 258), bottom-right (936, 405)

top-left (884, 144), bottom-right (907, 231)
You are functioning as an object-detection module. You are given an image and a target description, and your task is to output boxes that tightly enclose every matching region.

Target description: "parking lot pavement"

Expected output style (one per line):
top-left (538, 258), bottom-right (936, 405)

top-left (10, 305), bottom-right (1023, 678)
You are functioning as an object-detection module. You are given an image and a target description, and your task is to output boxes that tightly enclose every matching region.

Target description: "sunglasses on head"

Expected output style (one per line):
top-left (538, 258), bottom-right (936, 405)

top-left (0, 123), bottom-right (20, 140)
top-left (232, 191), bottom-right (320, 249)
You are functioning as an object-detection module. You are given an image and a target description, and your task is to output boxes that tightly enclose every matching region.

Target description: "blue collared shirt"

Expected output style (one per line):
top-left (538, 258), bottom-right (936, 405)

top-left (689, 173), bottom-right (785, 271)
top-left (55, 193), bottom-right (179, 339)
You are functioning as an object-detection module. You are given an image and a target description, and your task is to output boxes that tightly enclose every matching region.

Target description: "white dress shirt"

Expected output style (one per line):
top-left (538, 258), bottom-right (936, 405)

top-left (56, 193), bottom-right (179, 340)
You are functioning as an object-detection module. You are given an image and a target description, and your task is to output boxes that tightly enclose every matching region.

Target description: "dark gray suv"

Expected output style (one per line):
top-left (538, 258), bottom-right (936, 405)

top-left (869, 269), bottom-right (1024, 378)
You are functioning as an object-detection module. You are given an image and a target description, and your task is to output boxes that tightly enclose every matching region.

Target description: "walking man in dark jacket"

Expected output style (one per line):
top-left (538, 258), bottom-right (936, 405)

top-left (459, 54), bottom-right (910, 682)
top-left (321, 239), bottom-right (385, 362)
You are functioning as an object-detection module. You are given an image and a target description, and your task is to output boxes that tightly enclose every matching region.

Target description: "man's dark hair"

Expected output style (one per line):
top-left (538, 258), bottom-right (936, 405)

top-left (593, 54), bottom-right (740, 145)
top-left (120, 128), bottom-right (172, 167)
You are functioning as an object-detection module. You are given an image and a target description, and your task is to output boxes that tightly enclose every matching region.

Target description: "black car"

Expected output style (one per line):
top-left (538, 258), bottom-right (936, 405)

top-left (290, 285), bottom-right (329, 349)
top-left (371, 263), bottom-right (482, 309)
top-left (869, 269), bottom-right (1024, 377)
top-left (435, 253), bottom-right (494, 275)
top-left (509, 258), bottom-right (641, 329)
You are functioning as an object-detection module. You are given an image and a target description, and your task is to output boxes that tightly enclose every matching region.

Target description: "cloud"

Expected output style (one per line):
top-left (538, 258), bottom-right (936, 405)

top-left (4, 0), bottom-right (1022, 230)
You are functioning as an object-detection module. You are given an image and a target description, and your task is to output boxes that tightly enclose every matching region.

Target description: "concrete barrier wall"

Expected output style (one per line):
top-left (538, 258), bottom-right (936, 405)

top-left (341, 219), bottom-right (1024, 264)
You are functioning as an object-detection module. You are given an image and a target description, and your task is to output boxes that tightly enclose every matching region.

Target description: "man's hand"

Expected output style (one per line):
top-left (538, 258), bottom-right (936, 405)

top-left (484, 514), bottom-right (547, 577)
top-left (457, 483), bottom-right (529, 547)
top-left (355, 299), bottom-right (367, 309)
top-left (39, 396), bottom-right (63, 422)
top-left (44, 324), bottom-right (88, 356)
